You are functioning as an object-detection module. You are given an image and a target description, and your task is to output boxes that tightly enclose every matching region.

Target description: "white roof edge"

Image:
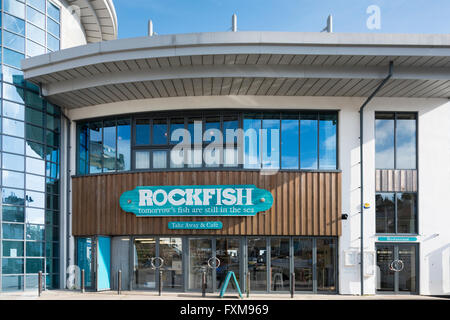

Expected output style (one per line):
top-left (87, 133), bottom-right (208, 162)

top-left (21, 31), bottom-right (450, 70)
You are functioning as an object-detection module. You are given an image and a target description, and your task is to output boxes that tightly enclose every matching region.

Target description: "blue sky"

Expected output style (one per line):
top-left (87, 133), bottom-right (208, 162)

top-left (114, 0), bottom-right (450, 39)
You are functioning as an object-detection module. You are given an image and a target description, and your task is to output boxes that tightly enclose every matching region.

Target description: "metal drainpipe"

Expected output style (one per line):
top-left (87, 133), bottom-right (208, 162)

top-left (359, 61), bottom-right (393, 295)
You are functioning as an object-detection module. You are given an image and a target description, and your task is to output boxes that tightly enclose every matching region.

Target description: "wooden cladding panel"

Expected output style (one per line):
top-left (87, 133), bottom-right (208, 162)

top-left (72, 171), bottom-right (342, 237)
top-left (375, 169), bottom-right (417, 192)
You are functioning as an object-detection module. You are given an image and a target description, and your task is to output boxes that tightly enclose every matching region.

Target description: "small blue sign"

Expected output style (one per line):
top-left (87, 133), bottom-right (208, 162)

top-left (168, 221), bottom-right (223, 230)
top-left (378, 236), bottom-right (418, 242)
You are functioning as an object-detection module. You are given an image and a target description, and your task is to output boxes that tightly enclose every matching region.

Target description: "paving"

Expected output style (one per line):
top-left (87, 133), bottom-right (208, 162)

top-left (0, 290), bottom-right (448, 300)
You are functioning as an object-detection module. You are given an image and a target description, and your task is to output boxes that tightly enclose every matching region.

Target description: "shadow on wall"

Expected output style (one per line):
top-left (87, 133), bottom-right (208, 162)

top-left (426, 242), bottom-right (450, 295)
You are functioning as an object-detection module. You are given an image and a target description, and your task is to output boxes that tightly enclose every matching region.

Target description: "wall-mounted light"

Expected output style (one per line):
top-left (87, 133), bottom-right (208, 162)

top-left (341, 214), bottom-right (349, 220)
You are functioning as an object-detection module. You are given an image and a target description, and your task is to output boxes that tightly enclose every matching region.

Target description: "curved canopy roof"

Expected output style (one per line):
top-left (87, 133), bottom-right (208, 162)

top-left (22, 31), bottom-right (450, 108)
top-left (66, 0), bottom-right (118, 43)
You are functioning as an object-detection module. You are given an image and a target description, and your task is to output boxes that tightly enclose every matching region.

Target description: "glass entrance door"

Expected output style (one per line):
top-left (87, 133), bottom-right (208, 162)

top-left (134, 238), bottom-right (157, 289)
top-left (215, 238), bottom-right (240, 291)
top-left (376, 243), bottom-right (418, 294)
top-left (159, 238), bottom-right (183, 290)
top-left (188, 238), bottom-right (212, 291)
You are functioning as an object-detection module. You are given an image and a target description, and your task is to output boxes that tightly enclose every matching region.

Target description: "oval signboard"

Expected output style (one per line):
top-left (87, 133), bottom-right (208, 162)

top-left (119, 185), bottom-right (274, 217)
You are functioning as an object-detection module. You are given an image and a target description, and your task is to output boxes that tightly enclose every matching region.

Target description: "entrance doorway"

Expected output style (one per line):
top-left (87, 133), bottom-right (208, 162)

top-left (133, 237), bottom-right (183, 290)
top-left (376, 243), bottom-right (418, 294)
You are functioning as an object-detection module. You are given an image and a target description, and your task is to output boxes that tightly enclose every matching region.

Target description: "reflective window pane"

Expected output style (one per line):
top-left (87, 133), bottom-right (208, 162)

top-left (262, 118), bottom-right (280, 169)
top-left (152, 150), bottom-right (167, 169)
top-left (2, 275), bottom-right (24, 291)
top-left (26, 191), bottom-right (45, 209)
top-left (319, 113), bottom-right (337, 169)
top-left (243, 117), bottom-right (261, 169)
top-left (3, 83), bottom-right (24, 103)
top-left (27, 5), bottom-right (45, 28)
top-left (3, 170), bottom-right (24, 188)
top-left (2, 258), bottom-right (24, 274)
top-left (117, 119), bottom-right (131, 171)
top-left (135, 151), bottom-right (150, 169)
top-left (3, 100), bottom-right (25, 120)
top-left (169, 118), bottom-right (185, 144)
top-left (300, 114), bottom-right (318, 169)
top-left (3, 30), bottom-right (25, 53)
top-left (47, 16), bottom-right (60, 37)
top-left (26, 242), bottom-right (45, 257)
top-left (397, 193), bottom-right (417, 234)
top-left (47, 33), bottom-right (59, 51)
top-left (135, 119), bottom-right (150, 145)
top-left (3, 13), bottom-right (25, 35)
top-left (25, 91), bottom-right (44, 109)
top-left (3, 136), bottom-right (24, 154)
top-left (396, 114), bottom-right (416, 169)
top-left (26, 224), bottom-right (45, 241)
top-left (26, 39), bottom-right (46, 57)
top-left (376, 193), bottom-right (396, 234)
top-left (2, 65), bottom-right (24, 85)
top-left (26, 258), bottom-right (45, 273)
top-left (281, 118), bottom-right (299, 169)
top-left (26, 157), bottom-right (45, 175)
top-left (26, 22), bottom-right (45, 44)
top-left (3, 118), bottom-right (24, 137)
top-left (375, 113), bottom-right (395, 169)
top-left (294, 238), bottom-right (313, 291)
top-left (2, 205), bottom-right (25, 223)
top-left (4, 0), bottom-right (25, 19)
top-left (270, 238), bottom-right (290, 291)
top-left (3, 48), bottom-right (25, 68)
top-left (3, 241), bottom-right (24, 257)
top-left (103, 121), bottom-right (116, 172)
top-left (2, 188), bottom-right (25, 206)
top-left (247, 238), bottom-right (267, 291)
top-left (3, 153), bottom-right (24, 171)
top-left (89, 122), bottom-right (102, 173)
top-left (47, 1), bottom-right (60, 21)
top-left (152, 119), bottom-right (168, 144)
top-left (28, 0), bottom-right (45, 12)
top-left (26, 141), bottom-right (45, 159)
top-left (317, 238), bottom-right (336, 292)
top-left (26, 173), bottom-right (46, 192)
top-left (2, 223), bottom-right (24, 240)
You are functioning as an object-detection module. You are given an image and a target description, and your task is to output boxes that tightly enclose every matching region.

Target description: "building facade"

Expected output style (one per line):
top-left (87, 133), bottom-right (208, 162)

top-left (1, 0), bottom-right (449, 296)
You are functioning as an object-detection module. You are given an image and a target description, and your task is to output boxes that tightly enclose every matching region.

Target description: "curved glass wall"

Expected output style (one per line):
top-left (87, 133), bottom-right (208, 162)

top-left (77, 110), bottom-right (338, 174)
top-left (1, 0), bottom-right (61, 291)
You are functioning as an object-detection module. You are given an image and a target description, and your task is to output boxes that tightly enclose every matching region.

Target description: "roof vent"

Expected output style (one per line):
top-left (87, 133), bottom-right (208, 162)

top-left (232, 14), bottom-right (237, 32)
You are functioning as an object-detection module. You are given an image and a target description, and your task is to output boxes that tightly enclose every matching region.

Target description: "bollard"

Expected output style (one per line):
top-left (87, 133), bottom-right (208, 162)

top-left (291, 273), bottom-right (295, 298)
top-left (118, 270), bottom-right (122, 295)
top-left (38, 271), bottom-right (42, 297)
top-left (158, 270), bottom-right (163, 296)
top-left (246, 272), bottom-right (250, 298)
top-left (81, 269), bottom-right (85, 293)
top-left (202, 271), bottom-right (206, 297)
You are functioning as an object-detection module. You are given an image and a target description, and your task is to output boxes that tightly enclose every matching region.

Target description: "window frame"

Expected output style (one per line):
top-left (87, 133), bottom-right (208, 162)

top-left (375, 111), bottom-right (418, 170)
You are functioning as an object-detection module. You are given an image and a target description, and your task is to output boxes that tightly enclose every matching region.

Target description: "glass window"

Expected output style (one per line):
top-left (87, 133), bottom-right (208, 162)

top-left (2, 65), bottom-right (25, 85)
top-left (26, 242), bottom-right (45, 257)
top-left (26, 258), bottom-right (44, 273)
top-left (28, 0), bottom-right (45, 12)
top-left (270, 238), bottom-right (290, 291)
top-left (135, 151), bottom-right (150, 169)
top-left (135, 119), bottom-right (150, 145)
top-left (3, 170), bottom-right (24, 188)
top-left (26, 107), bottom-right (44, 126)
top-left (103, 120), bottom-right (116, 172)
top-left (2, 275), bottom-right (24, 291)
top-left (169, 118), bottom-right (185, 144)
top-left (26, 191), bottom-right (45, 209)
top-left (26, 224), bottom-right (45, 241)
top-left (316, 238), bottom-right (337, 292)
top-left (2, 153), bottom-right (24, 171)
top-left (25, 91), bottom-right (44, 109)
top-left (47, 16), bottom-right (60, 38)
top-left (3, 118), bottom-right (24, 137)
top-left (3, 241), bottom-right (24, 257)
top-left (2, 205), bottom-right (25, 223)
top-left (375, 113), bottom-right (395, 169)
top-left (247, 237), bottom-right (267, 291)
top-left (396, 114), bottom-right (416, 169)
top-left (300, 114), bottom-right (318, 169)
top-left (243, 117), bottom-right (261, 169)
top-left (2, 258), bottom-right (24, 274)
top-left (26, 124), bottom-right (44, 143)
top-left (293, 238), bottom-right (313, 291)
top-left (117, 119), bottom-right (131, 171)
top-left (26, 157), bottom-right (45, 175)
top-left (187, 118), bottom-right (202, 146)
top-left (47, 1), bottom-right (60, 21)
top-left (2, 223), bottom-right (24, 240)
top-left (3, 47), bottom-right (25, 68)
top-left (27, 5), bottom-right (45, 28)
top-left (281, 117), bottom-right (299, 169)
top-left (3, 13), bottom-right (25, 35)
top-left (26, 173), bottom-right (45, 192)
top-left (46, 129), bottom-right (59, 147)
top-left (2, 188), bottom-right (25, 205)
top-left (3, 100), bottom-right (25, 120)
top-left (396, 193), bottom-right (417, 234)
top-left (26, 207), bottom-right (45, 224)
top-left (319, 113), bottom-right (337, 170)
top-left (46, 114), bottom-right (60, 131)
top-left (47, 33), bottom-right (59, 51)
top-left (152, 119), bottom-right (168, 144)
top-left (3, 83), bottom-right (25, 103)
top-left (26, 39), bottom-right (46, 57)
top-left (3, 30), bottom-right (25, 53)
top-left (26, 141), bottom-right (45, 159)
top-left (376, 193), bottom-right (395, 234)
top-left (152, 150), bottom-right (167, 168)
top-left (89, 122), bottom-right (102, 173)
top-left (4, 0), bottom-right (25, 19)
top-left (3, 135), bottom-right (25, 154)
top-left (26, 22), bottom-right (45, 44)
top-left (262, 118), bottom-right (280, 169)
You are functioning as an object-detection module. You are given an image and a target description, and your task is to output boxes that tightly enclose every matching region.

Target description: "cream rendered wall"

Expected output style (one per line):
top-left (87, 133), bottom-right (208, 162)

top-left (53, 0), bottom-right (87, 49)
top-left (66, 95), bottom-right (450, 295)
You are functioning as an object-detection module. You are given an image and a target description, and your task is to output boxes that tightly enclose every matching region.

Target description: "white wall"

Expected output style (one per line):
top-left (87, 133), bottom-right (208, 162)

top-left (54, 0), bottom-right (87, 49)
top-left (66, 95), bottom-right (450, 295)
